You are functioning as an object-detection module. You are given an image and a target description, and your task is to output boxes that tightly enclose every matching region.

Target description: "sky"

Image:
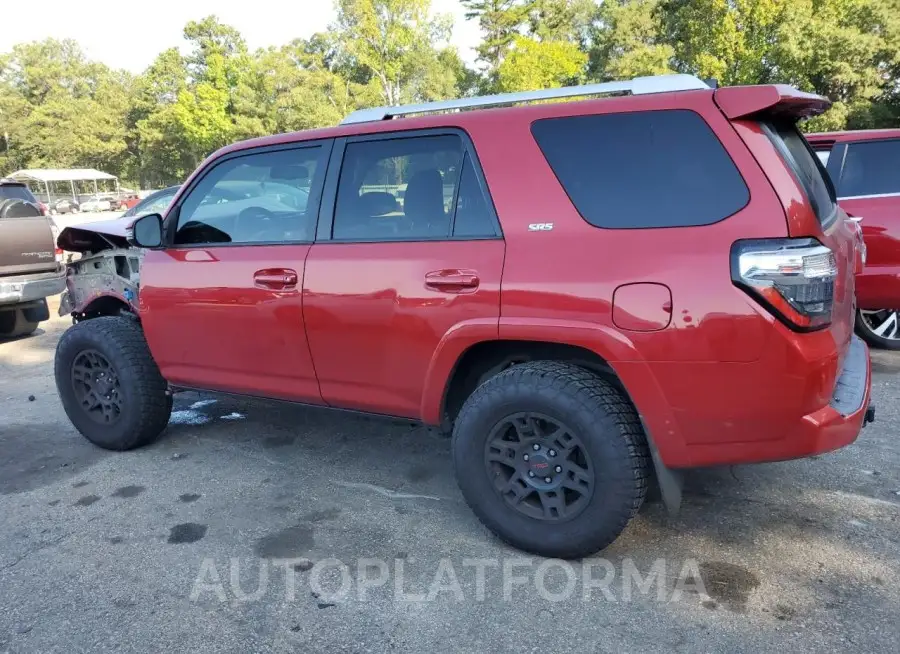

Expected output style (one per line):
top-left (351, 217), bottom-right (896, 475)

top-left (0, 0), bottom-right (483, 73)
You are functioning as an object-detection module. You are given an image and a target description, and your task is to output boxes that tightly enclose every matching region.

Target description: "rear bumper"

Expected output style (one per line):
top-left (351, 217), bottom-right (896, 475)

top-left (0, 267), bottom-right (66, 305)
top-left (679, 334), bottom-right (872, 467)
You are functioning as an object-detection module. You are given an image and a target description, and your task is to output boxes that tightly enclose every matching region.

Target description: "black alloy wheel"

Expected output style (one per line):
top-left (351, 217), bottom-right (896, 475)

top-left (485, 412), bottom-right (594, 522)
top-left (71, 349), bottom-right (123, 424)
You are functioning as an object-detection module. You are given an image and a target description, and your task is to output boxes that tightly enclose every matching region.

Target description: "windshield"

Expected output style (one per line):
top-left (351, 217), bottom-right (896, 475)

top-left (125, 188), bottom-right (178, 217)
top-left (0, 184), bottom-right (38, 203)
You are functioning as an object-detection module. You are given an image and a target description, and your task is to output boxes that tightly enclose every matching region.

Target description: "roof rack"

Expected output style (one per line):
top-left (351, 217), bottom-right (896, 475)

top-left (341, 74), bottom-right (711, 125)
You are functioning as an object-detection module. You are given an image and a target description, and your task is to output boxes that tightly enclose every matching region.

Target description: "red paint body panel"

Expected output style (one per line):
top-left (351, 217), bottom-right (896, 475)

top-left (303, 240), bottom-right (504, 418)
top-left (612, 283), bottom-right (672, 332)
top-left (133, 83), bottom-right (870, 471)
top-left (807, 129), bottom-right (900, 145)
top-left (841, 196), bottom-right (900, 310)
top-left (139, 245), bottom-right (323, 403)
top-left (714, 85), bottom-right (831, 120)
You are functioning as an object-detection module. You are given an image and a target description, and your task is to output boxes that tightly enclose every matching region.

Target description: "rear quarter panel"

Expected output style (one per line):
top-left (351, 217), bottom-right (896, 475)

top-left (466, 91), bottom-right (786, 365)
top-left (457, 91), bottom-right (808, 464)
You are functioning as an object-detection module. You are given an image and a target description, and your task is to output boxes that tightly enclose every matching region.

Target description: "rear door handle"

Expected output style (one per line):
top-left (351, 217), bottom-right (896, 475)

top-left (254, 268), bottom-right (298, 290)
top-left (424, 269), bottom-right (480, 292)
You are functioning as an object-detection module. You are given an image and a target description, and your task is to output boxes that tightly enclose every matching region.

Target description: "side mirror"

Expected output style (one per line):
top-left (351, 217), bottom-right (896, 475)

top-left (128, 213), bottom-right (163, 248)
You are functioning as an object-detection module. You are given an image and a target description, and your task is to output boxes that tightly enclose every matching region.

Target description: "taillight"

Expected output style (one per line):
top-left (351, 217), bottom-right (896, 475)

top-left (732, 238), bottom-right (837, 331)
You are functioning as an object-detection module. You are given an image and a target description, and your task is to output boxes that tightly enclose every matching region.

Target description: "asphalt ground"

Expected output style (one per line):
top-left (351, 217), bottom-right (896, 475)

top-left (1, 298), bottom-right (898, 653)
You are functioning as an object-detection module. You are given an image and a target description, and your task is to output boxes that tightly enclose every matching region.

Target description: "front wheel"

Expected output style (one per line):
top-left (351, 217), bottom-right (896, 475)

top-left (452, 361), bottom-right (650, 559)
top-left (856, 309), bottom-right (900, 350)
top-left (55, 316), bottom-right (172, 450)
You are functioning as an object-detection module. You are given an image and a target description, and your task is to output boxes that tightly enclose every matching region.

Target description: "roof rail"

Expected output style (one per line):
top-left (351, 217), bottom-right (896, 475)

top-left (341, 74), bottom-right (711, 125)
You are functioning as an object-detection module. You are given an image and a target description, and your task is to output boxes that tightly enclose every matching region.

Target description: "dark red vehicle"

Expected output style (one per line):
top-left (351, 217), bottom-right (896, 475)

top-left (54, 76), bottom-right (874, 557)
top-left (806, 129), bottom-right (900, 349)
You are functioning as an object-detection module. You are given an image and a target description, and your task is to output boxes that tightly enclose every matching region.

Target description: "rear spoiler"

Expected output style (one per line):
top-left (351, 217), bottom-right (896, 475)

top-left (714, 84), bottom-right (831, 120)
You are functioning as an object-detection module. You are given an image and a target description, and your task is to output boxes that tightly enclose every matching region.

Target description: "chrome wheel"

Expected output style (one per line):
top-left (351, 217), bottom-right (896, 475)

top-left (859, 310), bottom-right (900, 341)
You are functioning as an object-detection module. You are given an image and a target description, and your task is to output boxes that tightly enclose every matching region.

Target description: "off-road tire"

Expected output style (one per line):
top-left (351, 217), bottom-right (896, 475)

top-left (55, 316), bottom-right (171, 450)
top-left (452, 361), bottom-right (650, 559)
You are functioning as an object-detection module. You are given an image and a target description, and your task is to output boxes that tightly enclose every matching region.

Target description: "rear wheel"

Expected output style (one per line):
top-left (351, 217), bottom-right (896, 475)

top-left (55, 316), bottom-right (171, 450)
top-left (856, 309), bottom-right (900, 350)
top-left (0, 309), bottom-right (39, 338)
top-left (452, 361), bottom-right (650, 559)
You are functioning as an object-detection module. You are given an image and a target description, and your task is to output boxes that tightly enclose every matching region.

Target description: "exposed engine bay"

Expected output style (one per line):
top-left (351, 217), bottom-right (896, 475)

top-left (55, 219), bottom-right (143, 321)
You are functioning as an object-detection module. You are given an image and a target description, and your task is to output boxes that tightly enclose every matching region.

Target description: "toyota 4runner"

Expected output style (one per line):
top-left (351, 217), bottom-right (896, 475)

top-left (53, 75), bottom-right (874, 558)
top-left (0, 178), bottom-right (65, 338)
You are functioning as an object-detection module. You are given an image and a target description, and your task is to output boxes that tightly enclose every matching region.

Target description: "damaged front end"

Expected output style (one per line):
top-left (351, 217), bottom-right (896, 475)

top-left (56, 219), bottom-right (144, 322)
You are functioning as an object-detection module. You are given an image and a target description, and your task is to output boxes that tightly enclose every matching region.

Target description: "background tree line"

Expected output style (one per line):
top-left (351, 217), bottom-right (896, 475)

top-left (1, 0), bottom-right (899, 188)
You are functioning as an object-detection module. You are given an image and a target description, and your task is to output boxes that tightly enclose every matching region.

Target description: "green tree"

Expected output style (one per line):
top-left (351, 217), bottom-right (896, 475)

top-left (334, 0), bottom-right (463, 105)
top-left (0, 39), bottom-right (132, 178)
top-left (661, 0), bottom-right (791, 85)
top-left (461, 0), bottom-right (532, 75)
top-left (133, 16), bottom-right (256, 181)
top-left (496, 35), bottom-right (587, 91)
top-left (244, 39), bottom-right (380, 133)
top-left (660, 0), bottom-right (900, 130)
top-left (589, 0), bottom-right (674, 80)
top-left (526, 0), bottom-right (597, 45)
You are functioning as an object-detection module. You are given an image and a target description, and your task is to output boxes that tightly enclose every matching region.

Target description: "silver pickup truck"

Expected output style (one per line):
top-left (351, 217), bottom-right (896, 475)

top-left (0, 179), bottom-right (66, 338)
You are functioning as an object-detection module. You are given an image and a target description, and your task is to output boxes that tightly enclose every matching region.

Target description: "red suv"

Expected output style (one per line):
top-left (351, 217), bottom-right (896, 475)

top-left (53, 76), bottom-right (874, 558)
top-left (806, 129), bottom-right (900, 349)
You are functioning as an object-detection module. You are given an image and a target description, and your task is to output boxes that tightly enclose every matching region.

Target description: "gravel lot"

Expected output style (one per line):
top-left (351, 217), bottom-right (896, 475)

top-left (2, 298), bottom-right (899, 653)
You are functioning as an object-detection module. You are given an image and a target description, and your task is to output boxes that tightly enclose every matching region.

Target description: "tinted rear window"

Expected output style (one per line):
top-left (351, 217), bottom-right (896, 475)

top-left (837, 140), bottom-right (900, 197)
top-left (764, 122), bottom-right (837, 225)
top-left (530, 109), bottom-right (749, 229)
top-left (0, 184), bottom-right (37, 203)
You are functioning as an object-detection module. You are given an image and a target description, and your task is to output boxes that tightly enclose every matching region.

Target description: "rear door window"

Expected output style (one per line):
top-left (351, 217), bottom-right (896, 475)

top-left (764, 121), bottom-right (837, 226)
top-left (330, 133), bottom-right (498, 241)
top-left (452, 154), bottom-right (496, 237)
top-left (530, 109), bottom-right (750, 229)
top-left (836, 140), bottom-right (900, 198)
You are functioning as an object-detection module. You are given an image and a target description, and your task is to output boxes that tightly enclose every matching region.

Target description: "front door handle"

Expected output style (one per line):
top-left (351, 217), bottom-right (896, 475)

top-left (424, 269), bottom-right (480, 293)
top-left (254, 268), bottom-right (298, 290)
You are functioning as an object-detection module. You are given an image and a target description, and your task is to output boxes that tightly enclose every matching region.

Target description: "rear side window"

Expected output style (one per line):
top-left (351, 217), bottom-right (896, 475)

top-left (333, 135), bottom-right (463, 241)
top-left (453, 155), bottom-right (496, 237)
top-left (0, 184), bottom-right (37, 203)
top-left (530, 110), bottom-right (749, 229)
top-left (764, 122), bottom-right (837, 225)
top-left (837, 140), bottom-right (900, 198)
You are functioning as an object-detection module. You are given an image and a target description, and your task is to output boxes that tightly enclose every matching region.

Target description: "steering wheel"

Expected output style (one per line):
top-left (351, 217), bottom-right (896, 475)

top-left (235, 206), bottom-right (282, 242)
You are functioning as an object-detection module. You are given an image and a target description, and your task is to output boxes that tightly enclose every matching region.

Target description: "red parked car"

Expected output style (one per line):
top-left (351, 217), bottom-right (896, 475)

top-left (54, 76), bottom-right (874, 558)
top-left (806, 129), bottom-right (900, 349)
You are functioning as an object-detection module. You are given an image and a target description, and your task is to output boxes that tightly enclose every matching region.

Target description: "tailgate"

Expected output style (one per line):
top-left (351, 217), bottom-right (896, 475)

top-left (0, 215), bottom-right (59, 276)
